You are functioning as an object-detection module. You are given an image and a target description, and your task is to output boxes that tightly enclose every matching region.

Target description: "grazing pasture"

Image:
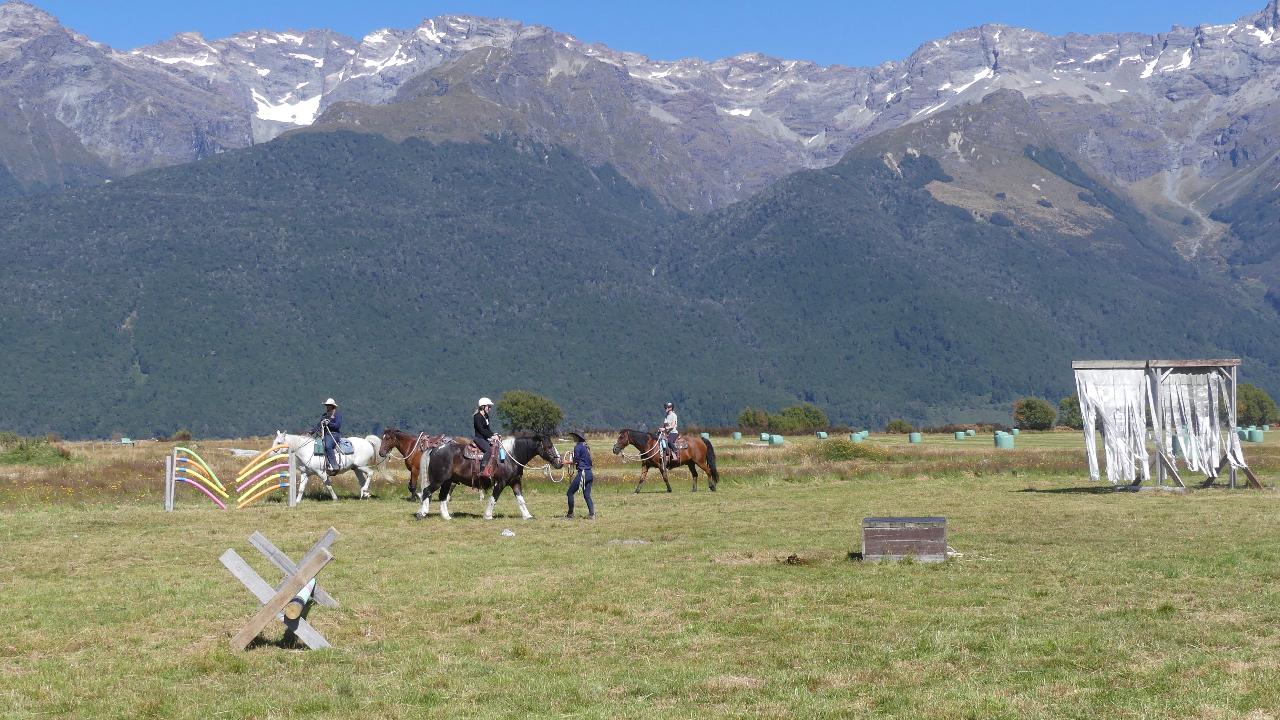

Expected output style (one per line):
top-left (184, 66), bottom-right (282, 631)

top-left (2, 433), bottom-right (1279, 718)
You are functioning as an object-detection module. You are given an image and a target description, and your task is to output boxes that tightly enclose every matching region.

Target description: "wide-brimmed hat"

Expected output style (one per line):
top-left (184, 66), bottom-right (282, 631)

top-left (323, 398), bottom-right (338, 407)
top-left (567, 430), bottom-right (587, 442)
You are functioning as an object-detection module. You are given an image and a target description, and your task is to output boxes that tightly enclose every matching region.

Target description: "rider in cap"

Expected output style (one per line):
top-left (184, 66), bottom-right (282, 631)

top-left (473, 397), bottom-right (497, 477)
top-left (660, 401), bottom-right (678, 464)
top-left (311, 398), bottom-right (343, 472)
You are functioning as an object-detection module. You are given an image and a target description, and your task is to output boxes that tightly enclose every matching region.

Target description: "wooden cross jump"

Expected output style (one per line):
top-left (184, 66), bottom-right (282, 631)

top-left (220, 527), bottom-right (341, 650)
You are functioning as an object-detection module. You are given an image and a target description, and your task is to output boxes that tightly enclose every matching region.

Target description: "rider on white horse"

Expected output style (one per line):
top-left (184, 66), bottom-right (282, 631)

top-left (311, 398), bottom-right (342, 472)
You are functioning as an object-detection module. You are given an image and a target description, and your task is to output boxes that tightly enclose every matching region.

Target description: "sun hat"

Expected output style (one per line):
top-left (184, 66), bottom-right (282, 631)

top-left (324, 398), bottom-right (338, 407)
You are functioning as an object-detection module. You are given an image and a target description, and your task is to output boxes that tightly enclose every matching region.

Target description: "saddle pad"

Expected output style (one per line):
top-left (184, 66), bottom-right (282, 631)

top-left (423, 434), bottom-right (449, 449)
top-left (673, 436), bottom-right (690, 451)
top-left (337, 439), bottom-right (354, 454)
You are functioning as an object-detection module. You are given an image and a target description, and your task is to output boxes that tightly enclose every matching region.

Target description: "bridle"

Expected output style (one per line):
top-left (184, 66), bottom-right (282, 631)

top-left (617, 432), bottom-right (662, 462)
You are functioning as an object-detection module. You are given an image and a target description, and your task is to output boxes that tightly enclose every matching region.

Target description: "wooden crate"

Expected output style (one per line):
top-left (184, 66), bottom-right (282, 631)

top-left (861, 517), bottom-right (947, 563)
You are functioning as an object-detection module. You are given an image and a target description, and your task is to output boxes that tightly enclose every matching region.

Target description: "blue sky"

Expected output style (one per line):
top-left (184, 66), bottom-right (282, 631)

top-left (33, 0), bottom-right (1268, 66)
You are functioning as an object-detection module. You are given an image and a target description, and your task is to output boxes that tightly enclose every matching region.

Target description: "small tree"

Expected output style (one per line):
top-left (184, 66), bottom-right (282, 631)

top-left (1058, 395), bottom-right (1083, 430)
top-left (884, 419), bottom-right (915, 434)
top-left (771, 404), bottom-right (829, 433)
top-left (1013, 397), bottom-right (1056, 430)
top-left (1238, 383), bottom-right (1278, 427)
top-left (495, 390), bottom-right (563, 435)
top-left (736, 407), bottom-right (770, 430)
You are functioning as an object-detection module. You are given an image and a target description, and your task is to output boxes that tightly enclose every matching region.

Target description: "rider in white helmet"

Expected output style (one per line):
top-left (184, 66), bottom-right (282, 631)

top-left (473, 397), bottom-right (497, 477)
top-left (660, 401), bottom-right (678, 463)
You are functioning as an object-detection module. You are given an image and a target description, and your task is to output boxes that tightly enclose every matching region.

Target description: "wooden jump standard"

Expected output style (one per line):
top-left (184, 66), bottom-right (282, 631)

top-left (220, 527), bottom-right (341, 650)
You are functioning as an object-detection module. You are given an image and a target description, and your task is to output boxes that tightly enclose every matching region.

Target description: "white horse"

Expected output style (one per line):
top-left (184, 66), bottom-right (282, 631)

top-left (275, 431), bottom-right (385, 501)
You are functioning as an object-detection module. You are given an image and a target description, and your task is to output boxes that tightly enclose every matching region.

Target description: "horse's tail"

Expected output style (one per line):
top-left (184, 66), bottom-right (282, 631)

top-left (704, 437), bottom-right (720, 485)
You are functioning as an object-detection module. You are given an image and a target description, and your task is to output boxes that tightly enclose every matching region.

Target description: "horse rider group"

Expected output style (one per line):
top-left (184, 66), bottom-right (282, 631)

top-left (311, 395), bottom-right (683, 476)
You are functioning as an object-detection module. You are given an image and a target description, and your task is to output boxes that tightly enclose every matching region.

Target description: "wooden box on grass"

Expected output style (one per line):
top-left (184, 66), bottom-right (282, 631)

top-left (861, 517), bottom-right (946, 563)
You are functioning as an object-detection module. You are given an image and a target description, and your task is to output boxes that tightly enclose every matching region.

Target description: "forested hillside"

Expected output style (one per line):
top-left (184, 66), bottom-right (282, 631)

top-left (2, 123), bottom-right (1278, 438)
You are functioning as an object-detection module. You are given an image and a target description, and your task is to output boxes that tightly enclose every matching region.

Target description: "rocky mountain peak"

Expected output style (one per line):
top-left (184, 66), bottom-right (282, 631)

top-left (1256, 0), bottom-right (1280, 30)
top-left (0, 0), bottom-right (61, 34)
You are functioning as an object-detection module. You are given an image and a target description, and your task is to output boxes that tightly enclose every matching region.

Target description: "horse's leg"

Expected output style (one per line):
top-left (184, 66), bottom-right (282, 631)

top-left (513, 481), bottom-right (533, 520)
top-left (325, 470), bottom-right (338, 501)
top-left (439, 480), bottom-right (454, 520)
top-left (634, 464), bottom-right (649, 493)
top-left (415, 470), bottom-right (439, 519)
top-left (696, 458), bottom-right (716, 491)
top-left (405, 458), bottom-right (419, 500)
top-left (484, 481), bottom-right (500, 520)
top-left (296, 468), bottom-right (311, 502)
top-left (489, 480), bottom-right (506, 519)
top-left (689, 461), bottom-right (699, 492)
top-left (660, 463), bottom-right (672, 493)
top-left (352, 467), bottom-right (370, 499)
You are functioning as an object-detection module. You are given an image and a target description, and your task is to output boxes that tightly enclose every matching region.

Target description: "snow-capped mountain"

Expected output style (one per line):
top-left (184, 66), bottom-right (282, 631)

top-left (2, 0), bottom-right (1279, 223)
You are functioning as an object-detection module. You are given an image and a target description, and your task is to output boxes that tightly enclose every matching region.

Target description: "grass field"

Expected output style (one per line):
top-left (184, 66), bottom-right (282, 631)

top-left (3, 432), bottom-right (1279, 719)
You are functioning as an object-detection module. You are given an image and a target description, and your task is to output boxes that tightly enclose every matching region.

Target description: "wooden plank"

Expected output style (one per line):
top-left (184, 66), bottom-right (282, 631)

top-left (248, 529), bottom-right (339, 607)
top-left (1149, 359), bottom-right (1241, 368)
top-left (1071, 360), bottom-right (1149, 369)
top-left (1241, 465), bottom-right (1264, 490)
top-left (218, 549), bottom-right (330, 649)
top-left (229, 548), bottom-right (331, 651)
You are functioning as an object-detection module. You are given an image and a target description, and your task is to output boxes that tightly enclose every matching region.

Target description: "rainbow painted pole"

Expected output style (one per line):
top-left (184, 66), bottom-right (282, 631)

top-left (235, 444), bottom-right (296, 509)
top-left (165, 446), bottom-right (228, 511)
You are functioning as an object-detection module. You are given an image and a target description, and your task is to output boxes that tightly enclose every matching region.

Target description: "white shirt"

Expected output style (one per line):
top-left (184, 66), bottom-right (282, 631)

top-left (662, 411), bottom-right (678, 432)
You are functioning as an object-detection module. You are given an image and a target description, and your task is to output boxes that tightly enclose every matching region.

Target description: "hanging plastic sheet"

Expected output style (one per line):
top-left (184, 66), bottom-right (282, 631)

top-left (1075, 369), bottom-right (1150, 484)
top-left (1157, 370), bottom-right (1247, 478)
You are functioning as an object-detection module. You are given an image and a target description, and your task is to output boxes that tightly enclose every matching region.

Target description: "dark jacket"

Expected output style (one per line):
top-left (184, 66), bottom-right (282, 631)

top-left (312, 410), bottom-right (342, 437)
top-left (571, 441), bottom-right (593, 470)
top-left (473, 411), bottom-right (494, 440)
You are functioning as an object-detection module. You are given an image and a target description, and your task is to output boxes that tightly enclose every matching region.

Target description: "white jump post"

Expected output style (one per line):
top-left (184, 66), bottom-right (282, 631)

top-left (288, 453), bottom-right (298, 508)
top-left (163, 452), bottom-right (175, 512)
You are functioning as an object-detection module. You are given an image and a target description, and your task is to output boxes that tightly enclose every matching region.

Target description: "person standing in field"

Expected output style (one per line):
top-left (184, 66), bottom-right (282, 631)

top-left (564, 430), bottom-right (594, 519)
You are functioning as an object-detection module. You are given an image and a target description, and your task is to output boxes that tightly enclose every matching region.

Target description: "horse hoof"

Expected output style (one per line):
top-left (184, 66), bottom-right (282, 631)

top-left (633, 489), bottom-right (640, 494)
top-left (692, 488), bottom-right (698, 493)
top-left (710, 486), bottom-right (717, 492)
top-left (414, 513), bottom-right (426, 520)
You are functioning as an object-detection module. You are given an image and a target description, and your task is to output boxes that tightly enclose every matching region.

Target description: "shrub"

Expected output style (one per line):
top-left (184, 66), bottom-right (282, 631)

top-left (1013, 397), bottom-right (1056, 430)
top-left (770, 404), bottom-right (829, 434)
top-left (736, 407), bottom-right (770, 430)
top-left (1058, 395), bottom-right (1083, 430)
top-left (169, 429), bottom-right (193, 442)
top-left (1238, 383), bottom-right (1278, 427)
top-left (989, 212), bottom-right (1014, 227)
top-left (495, 390), bottom-right (564, 435)
top-left (809, 439), bottom-right (889, 462)
top-left (0, 438), bottom-right (73, 466)
top-left (884, 419), bottom-right (915, 434)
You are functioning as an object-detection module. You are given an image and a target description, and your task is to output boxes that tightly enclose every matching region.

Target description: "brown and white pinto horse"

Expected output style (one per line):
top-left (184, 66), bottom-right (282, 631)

top-left (612, 429), bottom-right (719, 493)
top-left (378, 428), bottom-right (447, 500)
top-left (415, 433), bottom-right (563, 520)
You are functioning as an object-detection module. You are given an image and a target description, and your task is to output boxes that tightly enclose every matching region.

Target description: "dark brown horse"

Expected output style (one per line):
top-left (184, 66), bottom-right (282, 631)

top-left (415, 433), bottom-right (563, 520)
top-left (378, 428), bottom-right (447, 500)
top-left (612, 429), bottom-right (719, 493)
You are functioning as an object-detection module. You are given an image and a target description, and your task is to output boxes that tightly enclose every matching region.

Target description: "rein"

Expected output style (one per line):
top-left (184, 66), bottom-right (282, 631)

top-left (500, 437), bottom-right (564, 482)
top-left (618, 432), bottom-right (662, 462)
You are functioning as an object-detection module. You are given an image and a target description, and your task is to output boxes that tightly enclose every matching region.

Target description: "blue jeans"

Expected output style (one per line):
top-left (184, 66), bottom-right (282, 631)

top-left (568, 468), bottom-right (594, 516)
top-left (322, 435), bottom-right (339, 470)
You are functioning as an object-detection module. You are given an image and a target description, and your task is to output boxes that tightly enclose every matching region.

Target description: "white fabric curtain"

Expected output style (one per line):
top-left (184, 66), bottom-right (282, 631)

top-left (1075, 369), bottom-right (1150, 484)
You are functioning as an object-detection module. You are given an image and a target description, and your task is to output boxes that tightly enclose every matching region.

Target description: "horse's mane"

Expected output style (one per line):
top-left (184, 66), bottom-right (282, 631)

top-left (621, 428), bottom-right (658, 439)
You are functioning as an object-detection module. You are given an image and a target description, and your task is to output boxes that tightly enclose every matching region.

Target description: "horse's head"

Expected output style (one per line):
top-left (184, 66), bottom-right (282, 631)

top-left (274, 430), bottom-right (287, 448)
top-left (379, 428), bottom-right (399, 458)
top-left (612, 429), bottom-right (632, 455)
top-left (537, 434), bottom-right (565, 469)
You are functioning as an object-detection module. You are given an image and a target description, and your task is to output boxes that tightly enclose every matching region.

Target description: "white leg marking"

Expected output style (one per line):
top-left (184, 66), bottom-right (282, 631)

top-left (517, 493), bottom-right (532, 520)
top-left (484, 495), bottom-right (497, 520)
top-left (417, 495), bottom-right (431, 518)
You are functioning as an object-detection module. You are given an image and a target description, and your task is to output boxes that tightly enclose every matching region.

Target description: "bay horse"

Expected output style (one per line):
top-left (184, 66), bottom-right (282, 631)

top-left (378, 428), bottom-right (446, 500)
top-left (415, 433), bottom-right (563, 520)
top-left (612, 429), bottom-right (719, 493)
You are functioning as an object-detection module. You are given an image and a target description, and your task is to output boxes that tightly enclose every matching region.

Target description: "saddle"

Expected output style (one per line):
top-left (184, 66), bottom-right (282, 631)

top-left (420, 434), bottom-right (449, 451)
top-left (312, 438), bottom-right (355, 455)
top-left (669, 434), bottom-right (689, 451)
top-left (453, 437), bottom-right (485, 461)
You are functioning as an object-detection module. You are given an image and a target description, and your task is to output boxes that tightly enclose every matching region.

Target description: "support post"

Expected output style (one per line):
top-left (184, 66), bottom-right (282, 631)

top-left (164, 452), bottom-right (175, 512)
top-left (1230, 365), bottom-right (1239, 490)
top-left (287, 453), bottom-right (298, 508)
top-left (1149, 366), bottom-right (1164, 488)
